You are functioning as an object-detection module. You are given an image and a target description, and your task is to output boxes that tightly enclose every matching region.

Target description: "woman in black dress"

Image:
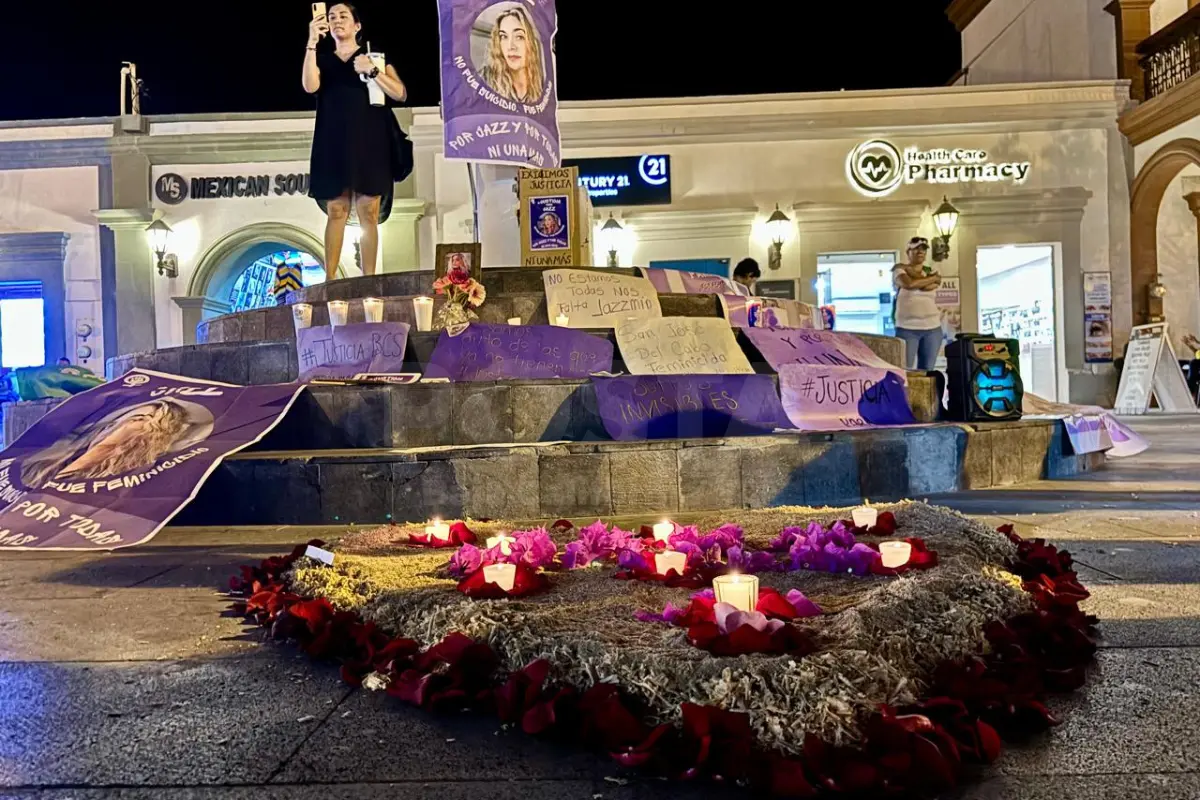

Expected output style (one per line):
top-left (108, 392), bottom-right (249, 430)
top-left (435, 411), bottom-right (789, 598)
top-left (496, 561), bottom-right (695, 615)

top-left (304, 3), bottom-right (410, 280)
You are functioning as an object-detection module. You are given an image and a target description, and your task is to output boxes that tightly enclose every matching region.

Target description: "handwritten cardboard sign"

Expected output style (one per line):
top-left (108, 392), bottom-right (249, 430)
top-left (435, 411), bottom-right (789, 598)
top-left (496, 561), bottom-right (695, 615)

top-left (640, 268), bottom-right (749, 296)
top-left (779, 364), bottom-right (915, 431)
top-left (543, 269), bottom-right (662, 329)
top-left (423, 323), bottom-right (614, 382)
top-left (719, 295), bottom-right (822, 329)
top-left (744, 329), bottom-right (896, 372)
top-left (593, 374), bottom-right (793, 440)
top-left (296, 322), bottom-right (411, 382)
top-left (615, 317), bottom-right (754, 376)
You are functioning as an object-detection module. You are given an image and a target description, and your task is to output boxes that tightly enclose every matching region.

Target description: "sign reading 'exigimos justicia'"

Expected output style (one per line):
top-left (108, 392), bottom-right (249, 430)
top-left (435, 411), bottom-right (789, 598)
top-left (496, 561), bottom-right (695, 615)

top-left (846, 139), bottom-right (1032, 198)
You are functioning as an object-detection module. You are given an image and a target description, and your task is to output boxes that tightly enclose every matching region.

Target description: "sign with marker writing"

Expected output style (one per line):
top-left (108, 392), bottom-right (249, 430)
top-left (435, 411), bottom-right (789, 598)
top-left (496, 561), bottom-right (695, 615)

top-left (296, 322), bottom-right (411, 382)
top-left (779, 364), bottom-right (915, 431)
top-left (616, 317), bottom-right (753, 376)
top-left (543, 269), bottom-right (662, 329)
top-left (593, 374), bottom-right (793, 440)
top-left (744, 329), bottom-right (896, 372)
top-left (719, 295), bottom-right (822, 329)
top-left (1114, 323), bottom-right (1198, 415)
top-left (423, 323), bottom-right (614, 382)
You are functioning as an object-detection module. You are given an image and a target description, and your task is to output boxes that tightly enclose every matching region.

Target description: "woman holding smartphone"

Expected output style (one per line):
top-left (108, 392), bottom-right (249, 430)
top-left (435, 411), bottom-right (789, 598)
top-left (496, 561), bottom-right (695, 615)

top-left (304, 3), bottom-right (411, 279)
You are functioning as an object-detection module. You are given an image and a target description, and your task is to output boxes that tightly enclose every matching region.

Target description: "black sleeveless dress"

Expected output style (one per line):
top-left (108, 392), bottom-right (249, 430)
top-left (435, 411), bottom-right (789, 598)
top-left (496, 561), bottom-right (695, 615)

top-left (309, 44), bottom-right (413, 221)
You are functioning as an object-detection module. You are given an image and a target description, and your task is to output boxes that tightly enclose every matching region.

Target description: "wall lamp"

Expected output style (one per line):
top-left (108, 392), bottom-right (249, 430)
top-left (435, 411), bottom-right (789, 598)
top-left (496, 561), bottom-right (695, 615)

top-left (146, 219), bottom-right (178, 278)
top-left (931, 196), bottom-right (960, 262)
top-left (765, 205), bottom-right (791, 271)
top-left (600, 214), bottom-right (625, 268)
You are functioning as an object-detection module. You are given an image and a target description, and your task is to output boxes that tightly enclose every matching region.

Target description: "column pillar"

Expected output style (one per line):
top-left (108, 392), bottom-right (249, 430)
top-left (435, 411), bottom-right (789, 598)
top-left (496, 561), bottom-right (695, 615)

top-left (380, 199), bottom-right (427, 272)
top-left (92, 208), bottom-right (159, 357)
top-left (1105, 0), bottom-right (1154, 101)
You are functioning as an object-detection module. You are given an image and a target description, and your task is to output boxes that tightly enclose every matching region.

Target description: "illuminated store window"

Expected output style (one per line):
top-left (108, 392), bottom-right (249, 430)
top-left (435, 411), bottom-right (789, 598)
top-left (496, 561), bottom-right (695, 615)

top-left (228, 250), bottom-right (324, 313)
top-left (0, 281), bottom-right (45, 368)
top-left (816, 252), bottom-right (898, 336)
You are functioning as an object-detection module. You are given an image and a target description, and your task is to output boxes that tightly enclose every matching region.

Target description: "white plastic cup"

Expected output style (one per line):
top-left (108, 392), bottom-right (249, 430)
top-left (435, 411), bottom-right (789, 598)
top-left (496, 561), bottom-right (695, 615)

top-left (363, 52), bottom-right (386, 106)
top-left (413, 297), bottom-right (434, 332)
top-left (292, 303), bottom-right (313, 332)
top-left (328, 300), bottom-right (349, 327)
top-left (363, 297), bottom-right (384, 323)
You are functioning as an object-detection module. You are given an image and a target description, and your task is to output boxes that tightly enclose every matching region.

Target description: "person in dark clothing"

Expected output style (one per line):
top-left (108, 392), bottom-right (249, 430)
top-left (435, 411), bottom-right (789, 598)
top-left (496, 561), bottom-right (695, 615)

top-left (303, 3), bottom-right (410, 279)
top-left (733, 258), bottom-right (761, 294)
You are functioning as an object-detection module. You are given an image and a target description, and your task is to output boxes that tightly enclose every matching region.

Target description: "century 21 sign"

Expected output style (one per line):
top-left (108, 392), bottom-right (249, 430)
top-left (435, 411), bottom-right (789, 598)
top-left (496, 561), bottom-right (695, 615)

top-left (846, 139), bottom-right (1031, 198)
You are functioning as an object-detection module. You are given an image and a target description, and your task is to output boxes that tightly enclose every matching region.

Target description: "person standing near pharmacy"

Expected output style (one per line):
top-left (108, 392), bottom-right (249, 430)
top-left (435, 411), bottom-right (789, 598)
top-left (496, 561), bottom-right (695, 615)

top-left (304, 3), bottom-right (412, 280)
top-left (892, 237), bottom-right (943, 370)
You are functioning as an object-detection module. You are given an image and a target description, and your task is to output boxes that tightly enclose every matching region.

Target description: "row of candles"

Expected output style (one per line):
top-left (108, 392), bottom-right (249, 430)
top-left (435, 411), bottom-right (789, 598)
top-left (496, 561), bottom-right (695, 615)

top-left (291, 298), bottom-right (574, 333)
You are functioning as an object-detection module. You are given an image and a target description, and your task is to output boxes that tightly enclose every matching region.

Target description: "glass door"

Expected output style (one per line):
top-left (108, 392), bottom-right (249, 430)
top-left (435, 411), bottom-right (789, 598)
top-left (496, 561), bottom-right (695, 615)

top-left (976, 245), bottom-right (1059, 401)
top-left (0, 281), bottom-right (46, 368)
top-left (816, 251), bottom-right (898, 335)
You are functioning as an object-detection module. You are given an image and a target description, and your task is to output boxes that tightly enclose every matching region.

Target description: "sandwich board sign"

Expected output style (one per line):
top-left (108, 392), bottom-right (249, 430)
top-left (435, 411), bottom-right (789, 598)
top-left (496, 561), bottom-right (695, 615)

top-left (1113, 323), bottom-right (1198, 415)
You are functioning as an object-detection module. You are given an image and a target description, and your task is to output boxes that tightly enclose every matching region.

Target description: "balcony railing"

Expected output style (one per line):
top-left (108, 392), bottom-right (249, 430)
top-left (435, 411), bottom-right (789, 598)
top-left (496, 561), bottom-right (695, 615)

top-left (1139, 5), bottom-right (1200, 101)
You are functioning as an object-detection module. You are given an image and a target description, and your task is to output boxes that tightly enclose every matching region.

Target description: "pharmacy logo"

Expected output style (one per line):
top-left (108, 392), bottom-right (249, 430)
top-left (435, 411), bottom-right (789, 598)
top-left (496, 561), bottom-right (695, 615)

top-left (846, 140), bottom-right (904, 198)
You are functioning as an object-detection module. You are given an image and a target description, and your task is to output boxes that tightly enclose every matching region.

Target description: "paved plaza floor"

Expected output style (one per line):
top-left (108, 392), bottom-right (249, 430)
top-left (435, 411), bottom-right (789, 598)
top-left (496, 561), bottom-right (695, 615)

top-left (1, 415), bottom-right (1198, 799)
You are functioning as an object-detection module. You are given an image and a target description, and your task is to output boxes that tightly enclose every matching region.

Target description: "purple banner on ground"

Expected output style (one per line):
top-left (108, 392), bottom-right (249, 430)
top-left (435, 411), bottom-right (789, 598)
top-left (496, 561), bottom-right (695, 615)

top-left (0, 370), bottom-right (303, 551)
top-left (438, 0), bottom-right (560, 168)
top-left (744, 328), bottom-right (895, 372)
top-left (592, 375), bottom-right (794, 441)
top-left (424, 323), bottom-right (614, 381)
top-left (779, 364), bottom-right (915, 431)
top-left (1061, 415), bottom-right (1113, 455)
top-left (296, 322), bottom-right (411, 382)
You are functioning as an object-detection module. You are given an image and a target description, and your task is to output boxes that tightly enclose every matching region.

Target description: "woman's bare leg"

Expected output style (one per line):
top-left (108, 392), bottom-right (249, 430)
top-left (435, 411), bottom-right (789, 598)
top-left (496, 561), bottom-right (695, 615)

top-left (355, 194), bottom-right (382, 276)
top-left (323, 193), bottom-right (352, 282)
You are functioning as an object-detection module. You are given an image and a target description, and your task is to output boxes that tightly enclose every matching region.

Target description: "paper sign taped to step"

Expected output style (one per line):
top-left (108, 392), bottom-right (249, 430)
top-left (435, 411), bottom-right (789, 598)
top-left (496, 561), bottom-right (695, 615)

top-left (296, 322), bottom-right (411, 382)
top-left (616, 317), bottom-right (753, 375)
top-left (542, 269), bottom-right (662, 329)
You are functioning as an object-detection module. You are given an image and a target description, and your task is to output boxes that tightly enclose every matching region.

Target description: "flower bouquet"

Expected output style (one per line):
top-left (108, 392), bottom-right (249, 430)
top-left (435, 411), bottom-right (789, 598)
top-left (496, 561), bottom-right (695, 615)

top-left (432, 266), bottom-right (486, 330)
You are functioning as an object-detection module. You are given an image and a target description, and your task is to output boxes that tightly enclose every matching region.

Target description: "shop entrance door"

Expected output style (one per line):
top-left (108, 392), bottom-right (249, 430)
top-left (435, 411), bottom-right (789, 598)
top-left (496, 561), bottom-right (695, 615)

top-left (0, 281), bottom-right (46, 368)
top-left (816, 251), bottom-right (898, 335)
top-left (976, 245), bottom-right (1061, 401)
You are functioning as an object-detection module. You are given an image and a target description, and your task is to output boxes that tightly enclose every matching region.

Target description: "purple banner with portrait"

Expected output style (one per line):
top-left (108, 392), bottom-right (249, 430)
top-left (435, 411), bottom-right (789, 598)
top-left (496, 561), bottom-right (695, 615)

top-left (779, 364), bottom-right (915, 432)
top-left (592, 374), bottom-right (794, 441)
top-left (424, 322), bottom-right (614, 381)
top-left (438, 0), bottom-right (560, 168)
top-left (297, 322), bottom-right (411, 382)
top-left (0, 370), bottom-right (303, 551)
top-left (744, 329), bottom-right (896, 372)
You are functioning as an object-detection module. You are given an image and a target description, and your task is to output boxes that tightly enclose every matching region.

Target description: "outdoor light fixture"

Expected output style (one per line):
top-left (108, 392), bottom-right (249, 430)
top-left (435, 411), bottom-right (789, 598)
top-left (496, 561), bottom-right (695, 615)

top-left (146, 219), bottom-right (178, 278)
top-left (765, 205), bottom-right (791, 271)
top-left (931, 196), bottom-right (960, 263)
top-left (600, 214), bottom-right (624, 268)
top-left (1149, 272), bottom-right (1168, 299)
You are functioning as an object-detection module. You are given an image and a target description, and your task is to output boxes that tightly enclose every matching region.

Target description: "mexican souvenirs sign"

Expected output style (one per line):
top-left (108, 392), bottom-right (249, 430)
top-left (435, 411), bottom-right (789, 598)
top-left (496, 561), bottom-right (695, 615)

top-left (543, 269), bottom-right (662, 328)
top-left (0, 370), bottom-right (302, 550)
top-left (438, 0), bottom-right (560, 168)
top-left (424, 322), bottom-right (614, 381)
top-left (720, 295), bottom-right (822, 329)
top-left (616, 317), bottom-right (754, 376)
top-left (296, 322), bottom-right (411, 382)
top-left (592, 374), bottom-right (793, 440)
top-left (639, 268), bottom-right (750, 297)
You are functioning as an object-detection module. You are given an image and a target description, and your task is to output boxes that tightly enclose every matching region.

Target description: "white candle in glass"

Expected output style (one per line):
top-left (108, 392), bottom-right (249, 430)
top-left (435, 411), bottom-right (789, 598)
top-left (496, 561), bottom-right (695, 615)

top-left (651, 521), bottom-right (674, 543)
top-left (327, 300), bottom-right (349, 327)
top-left (879, 541), bottom-right (912, 569)
top-left (483, 563), bottom-right (517, 592)
top-left (486, 534), bottom-right (516, 556)
top-left (852, 506), bottom-right (878, 529)
top-left (424, 519), bottom-right (450, 542)
top-left (507, 317), bottom-right (522, 326)
top-left (555, 313), bottom-right (569, 327)
top-left (362, 297), bottom-right (385, 323)
top-left (656, 550), bottom-right (688, 576)
top-left (292, 303), bottom-right (313, 332)
top-left (413, 297), bottom-right (434, 332)
top-left (713, 574), bottom-right (758, 614)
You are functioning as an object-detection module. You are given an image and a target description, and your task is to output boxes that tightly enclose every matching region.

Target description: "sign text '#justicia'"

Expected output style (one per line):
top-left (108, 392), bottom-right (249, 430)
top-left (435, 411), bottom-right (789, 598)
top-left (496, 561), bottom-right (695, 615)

top-left (904, 148), bottom-right (1030, 184)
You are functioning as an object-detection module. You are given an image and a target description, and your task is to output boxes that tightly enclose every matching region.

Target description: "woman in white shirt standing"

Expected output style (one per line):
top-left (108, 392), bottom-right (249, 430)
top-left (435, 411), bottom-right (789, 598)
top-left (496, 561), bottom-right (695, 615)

top-left (892, 237), bottom-right (943, 370)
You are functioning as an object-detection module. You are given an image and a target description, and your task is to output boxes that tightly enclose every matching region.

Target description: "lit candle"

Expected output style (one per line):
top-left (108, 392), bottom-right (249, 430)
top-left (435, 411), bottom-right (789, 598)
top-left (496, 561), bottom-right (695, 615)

top-left (651, 521), bottom-right (674, 543)
top-left (327, 300), bottom-right (349, 327)
top-left (424, 519), bottom-right (450, 543)
top-left (362, 297), bottom-right (385, 323)
top-left (413, 296), bottom-right (434, 332)
top-left (713, 574), bottom-right (759, 614)
top-left (486, 533), bottom-right (516, 556)
top-left (879, 541), bottom-right (912, 569)
top-left (656, 550), bottom-right (688, 576)
top-left (555, 313), bottom-right (570, 327)
top-left (507, 317), bottom-right (522, 326)
top-left (852, 505), bottom-right (878, 529)
top-left (291, 303), bottom-right (313, 332)
top-left (483, 563), bottom-right (517, 592)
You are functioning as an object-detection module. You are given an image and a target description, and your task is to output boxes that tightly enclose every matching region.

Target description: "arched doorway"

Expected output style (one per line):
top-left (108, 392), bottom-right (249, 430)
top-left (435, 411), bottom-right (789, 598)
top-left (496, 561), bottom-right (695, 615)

top-left (1130, 138), bottom-right (1200, 324)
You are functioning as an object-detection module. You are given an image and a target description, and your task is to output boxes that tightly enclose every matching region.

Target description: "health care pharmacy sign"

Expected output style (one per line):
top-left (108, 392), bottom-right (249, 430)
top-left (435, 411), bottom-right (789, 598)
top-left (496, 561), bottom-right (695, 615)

top-left (845, 139), bottom-right (1032, 198)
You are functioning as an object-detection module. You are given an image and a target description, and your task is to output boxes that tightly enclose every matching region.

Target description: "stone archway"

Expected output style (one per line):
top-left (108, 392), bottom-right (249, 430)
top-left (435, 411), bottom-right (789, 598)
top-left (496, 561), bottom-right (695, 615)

top-left (1130, 138), bottom-right (1200, 324)
top-left (186, 222), bottom-right (332, 301)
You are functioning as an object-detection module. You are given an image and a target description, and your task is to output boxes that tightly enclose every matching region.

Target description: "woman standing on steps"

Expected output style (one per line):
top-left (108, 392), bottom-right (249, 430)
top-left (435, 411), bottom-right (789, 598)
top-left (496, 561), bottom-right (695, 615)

top-left (892, 236), bottom-right (943, 371)
top-left (303, 3), bottom-right (412, 280)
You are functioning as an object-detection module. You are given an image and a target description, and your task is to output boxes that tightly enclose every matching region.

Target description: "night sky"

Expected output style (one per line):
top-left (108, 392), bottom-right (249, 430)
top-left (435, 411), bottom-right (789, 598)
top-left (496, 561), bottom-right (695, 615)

top-left (0, 2), bottom-right (960, 122)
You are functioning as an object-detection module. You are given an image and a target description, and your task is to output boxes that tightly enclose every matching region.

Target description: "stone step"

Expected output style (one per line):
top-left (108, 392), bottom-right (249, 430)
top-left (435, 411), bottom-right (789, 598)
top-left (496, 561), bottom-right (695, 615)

top-left (171, 421), bottom-right (1102, 527)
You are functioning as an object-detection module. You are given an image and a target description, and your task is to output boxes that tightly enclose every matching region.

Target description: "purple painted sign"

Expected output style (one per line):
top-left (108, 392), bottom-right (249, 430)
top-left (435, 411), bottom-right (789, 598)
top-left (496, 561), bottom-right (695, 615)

top-left (744, 329), bottom-right (895, 372)
top-left (0, 370), bottom-right (302, 550)
top-left (438, 0), bottom-right (560, 168)
top-left (1062, 415), bottom-right (1113, 455)
top-left (424, 322), bottom-right (614, 381)
top-left (779, 364), bottom-right (915, 431)
top-left (592, 374), bottom-right (794, 441)
top-left (296, 322), bottom-right (411, 382)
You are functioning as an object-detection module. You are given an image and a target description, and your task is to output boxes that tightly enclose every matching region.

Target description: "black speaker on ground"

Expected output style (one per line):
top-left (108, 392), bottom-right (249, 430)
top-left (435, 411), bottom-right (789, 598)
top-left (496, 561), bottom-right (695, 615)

top-left (945, 333), bottom-right (1024, 422)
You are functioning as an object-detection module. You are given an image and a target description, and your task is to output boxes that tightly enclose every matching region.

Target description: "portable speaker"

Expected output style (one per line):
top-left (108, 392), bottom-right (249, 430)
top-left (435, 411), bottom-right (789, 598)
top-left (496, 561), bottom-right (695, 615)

top-left (945, 334), bottom-right (1024, 421)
